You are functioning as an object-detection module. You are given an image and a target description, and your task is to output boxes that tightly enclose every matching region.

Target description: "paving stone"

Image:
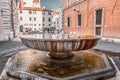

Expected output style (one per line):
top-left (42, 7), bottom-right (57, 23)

top-left (94, 40), bottom-right (120, 53)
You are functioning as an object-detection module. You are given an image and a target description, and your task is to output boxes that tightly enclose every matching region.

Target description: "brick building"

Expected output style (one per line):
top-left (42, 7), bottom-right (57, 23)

top-left (63, 0), bottom-right (120, 42)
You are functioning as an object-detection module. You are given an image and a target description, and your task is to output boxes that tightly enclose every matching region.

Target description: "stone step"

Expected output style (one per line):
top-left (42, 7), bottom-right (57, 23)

top-left (111, 56), bottom-right (120, 70)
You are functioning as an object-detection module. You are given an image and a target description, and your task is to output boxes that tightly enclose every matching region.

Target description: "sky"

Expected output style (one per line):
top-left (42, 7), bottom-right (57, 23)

top-left (41, 0), bottom-right (62, 10)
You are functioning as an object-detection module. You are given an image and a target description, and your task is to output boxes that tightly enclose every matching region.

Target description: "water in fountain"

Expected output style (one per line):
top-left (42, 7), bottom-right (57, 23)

top-left (15, 50), bottom-right (105, 78)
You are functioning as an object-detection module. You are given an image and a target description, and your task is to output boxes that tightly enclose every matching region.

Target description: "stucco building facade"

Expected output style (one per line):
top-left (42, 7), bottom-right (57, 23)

top-left (18, 0), bottom-right (53, 32)
top-left (0, 0), bottom-right (19, 41)
top-left (0, 2), bottom-right (4, 41)
top-left (63, 0), bottom-right (120, 42)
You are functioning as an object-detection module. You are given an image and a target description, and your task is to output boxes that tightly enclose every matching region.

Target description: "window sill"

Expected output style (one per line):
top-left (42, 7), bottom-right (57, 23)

top-left (95, 25), bottom-right (102, 27)
top-left (77, 26), bottom-right (81, 28)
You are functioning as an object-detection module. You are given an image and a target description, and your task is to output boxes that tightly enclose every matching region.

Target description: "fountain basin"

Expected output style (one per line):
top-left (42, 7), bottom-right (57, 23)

top-left (20, 35), bottom-right (100, 58)
top-left (20, 35), bottom-right (100, 52)
top-left (7, 49), bottom-right (116, 80)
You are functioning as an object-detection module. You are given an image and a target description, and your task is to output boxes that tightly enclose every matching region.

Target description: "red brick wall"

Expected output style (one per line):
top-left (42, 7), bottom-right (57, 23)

top-left (63, 0), bottom-right (120, 38)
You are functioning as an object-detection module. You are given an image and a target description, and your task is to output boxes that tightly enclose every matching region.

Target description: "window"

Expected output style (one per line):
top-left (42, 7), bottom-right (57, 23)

top-left (57, 21), bottom-right (59, 24)
top-left (67, 17), bottom-right (70, 27)
top-left (43, 17), bottom-right (45, 21)
top-left (48, 18), bottom-right (51, 22)
top-left (24, 24), bottom-right (28, 26)
top-left (20, 17), bottom-right (22, 21)
top-left (49, 24), bottom-right (51, 26)
top-left (35, 11), bottom-right (37, 14)
top-left (20, 10), bottom-right (22, 14)
top-left (33, 0), bottom-right (39, 3)
top-left (67, 0), bottom-right (71, 6)
top-left (48, 12), bottom-right (51, 15)
top-left (34, 24), bottom-right (36, 26)
top-left (95, 27), bottom-right (101, 35)
top-left (78, 14), bottom-right (81, 26)
top-left (20, 26), bottom-right (23, 32)
top-left (29, 11), bottom-right (32, 14)
top-left (43, 11), bottom-right (45, 15)
top-left (29, 17), bottom-right (32, 21)
top-left (95, 9), bottom-right (103, 25)
top-left (34, 17), bottom-right (36, 21)
top-left (33, 11), bottom-right (36, 14)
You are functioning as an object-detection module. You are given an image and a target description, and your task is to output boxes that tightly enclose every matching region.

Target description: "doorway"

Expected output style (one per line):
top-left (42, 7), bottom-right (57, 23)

top-left (94, 8), bottom-right (104, 36)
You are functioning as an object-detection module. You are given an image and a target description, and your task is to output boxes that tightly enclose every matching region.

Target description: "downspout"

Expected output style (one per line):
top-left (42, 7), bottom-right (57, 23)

top-left (11, 0), bottom-right (16, 38)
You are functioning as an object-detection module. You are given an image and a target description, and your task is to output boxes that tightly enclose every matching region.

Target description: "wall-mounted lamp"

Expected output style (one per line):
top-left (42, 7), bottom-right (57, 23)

top-left (73, 7), bottom-right (80, 13)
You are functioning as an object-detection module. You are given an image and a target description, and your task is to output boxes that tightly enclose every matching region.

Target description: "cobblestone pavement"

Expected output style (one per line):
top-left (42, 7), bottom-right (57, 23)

top-left (0, 37), bottom-right (26, 55)
top-left (94, 40), bottom-right (120, 53)
top-left (0, 37), bottom-right (28, 75)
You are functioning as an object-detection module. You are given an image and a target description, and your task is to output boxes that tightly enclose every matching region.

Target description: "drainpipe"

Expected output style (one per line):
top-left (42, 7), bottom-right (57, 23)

top-left (11, 0), bottom-right (16, 38)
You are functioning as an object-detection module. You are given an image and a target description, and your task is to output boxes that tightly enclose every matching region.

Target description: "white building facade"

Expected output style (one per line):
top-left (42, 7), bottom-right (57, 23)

top-left (18, 0), bottom-right (52, 32)
top-left (42, 10), bottom-right (52, 31)
top-left (18, 7), bottom-right (43, 32)
top-left (51, 8), bottom-right (63, 31)
top-left (0, 2), bottom-right (4, 41)
top-left (0, 0), bottom-right (19, 41)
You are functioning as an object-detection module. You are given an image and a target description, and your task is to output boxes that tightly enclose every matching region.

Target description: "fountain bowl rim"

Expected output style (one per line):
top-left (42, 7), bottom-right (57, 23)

top-left (20, 36), bottom-right (101, 41)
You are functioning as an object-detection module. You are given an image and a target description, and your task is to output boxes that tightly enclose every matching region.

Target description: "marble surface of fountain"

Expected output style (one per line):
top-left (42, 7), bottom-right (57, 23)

top-left (6, 33), bottom-right (116, 80)
top-left (20, 34), bottom-right (100, 58)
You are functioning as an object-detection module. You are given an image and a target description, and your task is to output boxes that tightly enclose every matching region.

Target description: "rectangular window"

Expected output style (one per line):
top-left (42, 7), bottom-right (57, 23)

top-left (67, 17), bottom-right (70, 27)
top-left (20, 10), bottom-right (22, 14)
top-left (34, 24), bottom-right (36, 26)
top-left (29, 11), bottom-right (32, 14)
top-left (48, 18), bottom-right (51, 22)
top-left (95, 9), bottom-right (102, 25)
top-left (49, 24), bottom-right (51, 26)
top-left (43, 11), bottom-right (45, 15)
top-left (20, 17), bottom-right (22, 21)
top-left (29, 17), bottom-right (32, 21)
top-left (43, 17), bottom-right (45, 21)
top-left (33, 0), bottom-right (39, 3)
top-left (78, 14), bottom-right (81, 26)
top-left (34, 17), bottom-right (36, 21)
top-left (48, 12), bottom-right (51, 15)
top-left (95, 27), bottom-right (101, 35)
top-left (34, 11), bottom-right (36, 14)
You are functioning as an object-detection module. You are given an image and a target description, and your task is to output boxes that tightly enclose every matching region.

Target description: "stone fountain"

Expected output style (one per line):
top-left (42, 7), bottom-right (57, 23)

top-left (6, 34), bottom-right (116, 80)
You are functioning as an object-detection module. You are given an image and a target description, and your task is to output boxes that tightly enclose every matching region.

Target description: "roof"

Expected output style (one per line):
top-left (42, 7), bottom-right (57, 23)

top-left (22, 7), bottom-right (44, 11)
top-left (21, 7), bottom-right (52, 11)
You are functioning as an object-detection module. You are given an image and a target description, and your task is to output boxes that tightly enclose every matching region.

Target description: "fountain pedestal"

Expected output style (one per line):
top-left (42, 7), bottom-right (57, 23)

top-left (48, 51), bottom-right (74, 59)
